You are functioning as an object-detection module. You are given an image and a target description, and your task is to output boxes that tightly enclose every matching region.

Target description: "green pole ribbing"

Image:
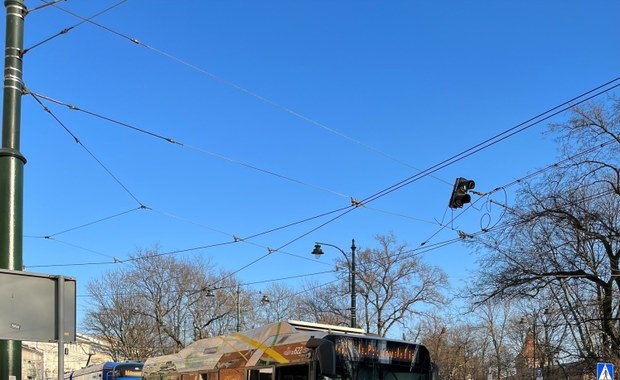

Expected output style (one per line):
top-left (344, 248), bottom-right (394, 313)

top-left (1, 0), bottom-right (26, 379)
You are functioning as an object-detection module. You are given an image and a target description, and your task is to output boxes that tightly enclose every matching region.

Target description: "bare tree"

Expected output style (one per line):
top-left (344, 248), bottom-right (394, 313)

top-left (84, 247), bottom-right (237, 357)
top-left (475, 300), bottom-right (515, 379)
top-left (83, 270), bottom-right (158, 361)
top-left (351, 233), bottom-right (449, 336)
top-left (469, 100), bottom-right (620, 364)
top-left (189, 272), bottom-right (240, 339)
top-left (296, 279), bottom-right (350, 326)
top-left (420, 320), bottom-right (487, 380)
top-left (257, 283), bottom-right (303, 324)
top-left (413, 312), bottom-right (448, 370)
top-left (128, 249), bottom-right (207, 353)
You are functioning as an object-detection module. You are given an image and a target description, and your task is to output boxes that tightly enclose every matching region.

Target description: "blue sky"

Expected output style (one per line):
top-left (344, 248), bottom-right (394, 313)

top-left (4, 1), bottom-right (619, 325)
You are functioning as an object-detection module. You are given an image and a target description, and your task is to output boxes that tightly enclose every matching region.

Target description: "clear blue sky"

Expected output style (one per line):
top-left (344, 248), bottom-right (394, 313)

top-left (4, 1), bottom-right (619, 325)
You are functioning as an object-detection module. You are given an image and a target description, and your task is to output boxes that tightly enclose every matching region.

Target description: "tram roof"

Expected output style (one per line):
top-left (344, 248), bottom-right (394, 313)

top-left (143, 320), bottom-right (370, 376)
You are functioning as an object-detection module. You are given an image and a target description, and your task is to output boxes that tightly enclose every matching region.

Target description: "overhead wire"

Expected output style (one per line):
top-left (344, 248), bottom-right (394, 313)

top-left (205, 205), bottom-right (359, 289)
top-left (29, 88), bottom-right (353, 266)
top-left (29, 90), bottom-right (442, 238)
top-left (24, 0), bottom-right (128, 55)
top-left (27, 126), bottom-right (619, 318)
top-left (22, 88), bottom-right (357, 267)
top-left (441, 137), bottom-right (618, 249)
top-left (23, 91), bottom-right (358, 245)
top-left (27, 239), bottom-right (238, 269)
top-left (34, 135), bottom-right (615, 269)
top-left (356, 78), bottom-right (620, 208)
top-left (363, 206), bottom-right (440, 226)
top-left (363, 187), bottom-right (619, 279)
top-left (74, 179), bottom-right (614, 297)
top-left (25, 2), bottom-right (620, 292)
top-left (239, 269), bottom-right (338, 287)
top-left (14, 3), bottom-right (617, 332)
top-left (29, 91), bottom-right (351, 200)
top-left (75, 269), bottom-right (339, 299)
top-left (23, 68), bottom-right (620, 275)
top-left (35, 7), bottom-right (612, 252)
top-left (47, 185), bottom-right (618, 299)
top-left (28, 205), bottom-right (146, 239)
top-left (147, 208), bottom-right (333, 266)
top-left (28, 0), bottom-right (66, 13)
top-left (25, 80), bottom-right (620, 286)
top-left (268, 115), bottom-right (620, 286)
top-left (27, 91), bottom-right (146, 206)
top-left (37, 3), bottom-right (620, 203)
top-left (28, 237), bottom-right (119, 261)
top-left (496, 140), bottom-right (617, 191)
top-left (205, 176), bottom-right (618, 291)
top-left (275, 81), bottom-right (620, 257)
top-left (26, 89), bottom-right (365, 254)
top-left (39, 0), bottom-right (451, 185)
top-left (258, 78), bottom-right (620, 262)
top-left (231, 235), bottom-right (464, 306)
top-left (211, 200), bottom-right (369, 288)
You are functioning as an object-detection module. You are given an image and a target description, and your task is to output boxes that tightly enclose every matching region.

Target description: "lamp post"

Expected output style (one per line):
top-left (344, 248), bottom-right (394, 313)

top-left (232, 287), bottom-right (271, 331)
top-left (236, 286), bottom-right (241, 332)
top-left (312, 239), bottom-right (357, 328)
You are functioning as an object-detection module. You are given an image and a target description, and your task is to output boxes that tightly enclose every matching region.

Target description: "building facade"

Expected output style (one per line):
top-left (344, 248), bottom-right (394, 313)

top-left (22, 334), bottom-right (112, 379)
top-left (515, 331), bottom-right (596, 380)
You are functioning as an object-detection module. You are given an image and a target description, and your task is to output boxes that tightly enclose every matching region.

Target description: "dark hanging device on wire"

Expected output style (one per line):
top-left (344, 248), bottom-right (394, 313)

top-left (448, 177), bottom-right (475, 208)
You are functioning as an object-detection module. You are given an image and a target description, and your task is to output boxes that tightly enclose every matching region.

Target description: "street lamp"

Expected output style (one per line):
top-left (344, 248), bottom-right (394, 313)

top-left (312, 239), bottom-right (357, 328)
top-left (260, 294), bottom-right (270, 305)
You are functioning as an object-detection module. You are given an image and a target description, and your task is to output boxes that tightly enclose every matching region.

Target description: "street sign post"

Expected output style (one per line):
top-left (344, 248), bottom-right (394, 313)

top-left (535, 368), bottom-right (543, 380)
top-left (0, 269), bottom-right (76, 342)
top-left (597, 363), bottom-right (614, 380)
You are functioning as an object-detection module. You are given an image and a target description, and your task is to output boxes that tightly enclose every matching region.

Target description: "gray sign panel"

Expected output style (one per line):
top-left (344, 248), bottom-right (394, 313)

top-left (0, 269), bottom-right (76, 342)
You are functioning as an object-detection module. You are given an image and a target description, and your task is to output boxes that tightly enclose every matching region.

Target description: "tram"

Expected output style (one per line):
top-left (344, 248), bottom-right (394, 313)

top-left (65, 361), bottom-right (143, 380)
top-left (143, 320), bottom-right (438, 380)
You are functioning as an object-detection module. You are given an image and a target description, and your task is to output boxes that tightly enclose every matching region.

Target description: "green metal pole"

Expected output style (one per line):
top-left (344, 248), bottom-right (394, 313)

top-left (1, 0), bottom-right (26, 379)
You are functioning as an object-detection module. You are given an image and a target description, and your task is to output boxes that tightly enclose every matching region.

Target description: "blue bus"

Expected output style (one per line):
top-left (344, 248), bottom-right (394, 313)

top-left (66, 361), bottom-right (143, 380)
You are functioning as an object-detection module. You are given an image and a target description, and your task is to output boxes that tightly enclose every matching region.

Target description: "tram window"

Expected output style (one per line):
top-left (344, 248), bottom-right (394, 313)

top-left (247, 368), bottom-right (273, 380)
top-left (276, 364), bottom-right (307, 380)
top-left (201, 372), bottom-right (218, 380)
